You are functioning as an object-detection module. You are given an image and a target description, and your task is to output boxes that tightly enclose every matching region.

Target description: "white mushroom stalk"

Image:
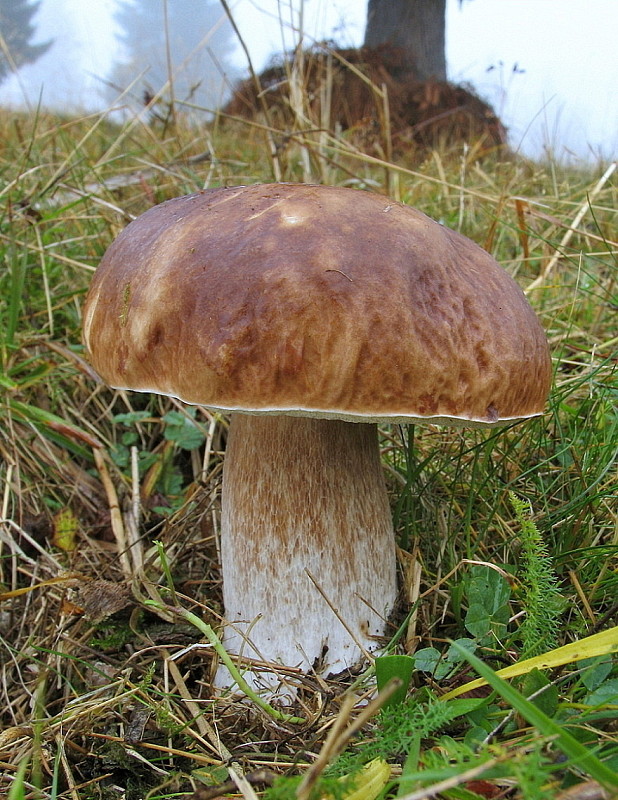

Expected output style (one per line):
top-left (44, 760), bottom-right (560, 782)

top-left (217, 414), bottom-right (397, 691)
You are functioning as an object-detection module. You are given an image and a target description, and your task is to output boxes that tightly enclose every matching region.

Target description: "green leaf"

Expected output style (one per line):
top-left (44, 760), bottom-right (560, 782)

top-left (110, 444), bottom-right (129, 468)
top-left (580, 656), bottom-right (613, 691)
top-left (463, 725), bottom-right (489, 749)
top-left (584, 679), bottom-right (618, 708)
top-left (121, 430), bottom-right (138, 445)
top-left (413, 647), bottom-right (442, 674)
top-left (463, 566), bottom-right (511, 644)
top-left (441, 697), bottom-right (487, 718)
top-left (449, 640), bottom-right (618, 789)
top-left (162, 410), bottom-right (205, 450)
top-left (464, 603), bottom-right (492, 638)
top-left (112, 410), bottom-right (151, 425)
top-left (446, 638), bottom-right (477, 661)
top-left (375, 655), bottom-right (414, 709)
top-left (192, 765), bottom-right (229, 786)
top-left (521, 668), bottom-right (559, 718)
top-left (467, 565), bottom-right (511, 612)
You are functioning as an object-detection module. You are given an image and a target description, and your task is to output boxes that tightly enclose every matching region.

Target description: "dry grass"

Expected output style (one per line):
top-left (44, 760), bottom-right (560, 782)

top-left (0, 47), bottom-right (616, 800)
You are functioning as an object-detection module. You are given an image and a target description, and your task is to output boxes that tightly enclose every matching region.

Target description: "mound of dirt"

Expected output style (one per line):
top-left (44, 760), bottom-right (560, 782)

top-left (223, 44), bottom-right (507, 154)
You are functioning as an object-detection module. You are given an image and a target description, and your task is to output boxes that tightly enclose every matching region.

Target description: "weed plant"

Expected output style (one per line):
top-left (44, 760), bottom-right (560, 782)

top-left (0, 36), bottom-right (616, 800)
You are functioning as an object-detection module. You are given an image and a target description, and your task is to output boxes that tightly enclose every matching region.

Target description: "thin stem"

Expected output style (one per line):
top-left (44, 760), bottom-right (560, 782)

top-left (165, 604), bottom-right (306, 725)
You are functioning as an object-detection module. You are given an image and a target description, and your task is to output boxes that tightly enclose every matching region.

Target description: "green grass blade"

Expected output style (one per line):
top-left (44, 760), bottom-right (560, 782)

top-left (441, 626), bottom-right (618, 700)
top-left (449, 640), bottom-right (618, 788)
top-left (8, 751), bottom-right (30, 800)
top-left (4, 249), bottom-right (27, 347)
top-left (8, 398), bottom-right (100, 457)
top-left (157, 603), bottom-right (306, 725)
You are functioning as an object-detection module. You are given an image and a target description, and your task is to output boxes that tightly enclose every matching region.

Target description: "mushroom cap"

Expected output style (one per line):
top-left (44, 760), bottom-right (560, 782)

top-left (83, 183), bottom-right (551, 426)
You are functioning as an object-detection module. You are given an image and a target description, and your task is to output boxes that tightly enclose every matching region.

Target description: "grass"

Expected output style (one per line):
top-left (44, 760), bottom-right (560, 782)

top-left (0, 56), bottom-right (617, 800)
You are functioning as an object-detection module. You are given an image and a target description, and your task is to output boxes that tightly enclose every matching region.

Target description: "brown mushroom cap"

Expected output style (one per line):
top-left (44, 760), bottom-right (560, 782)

top-left (83, 183), bottom-right (551, 426)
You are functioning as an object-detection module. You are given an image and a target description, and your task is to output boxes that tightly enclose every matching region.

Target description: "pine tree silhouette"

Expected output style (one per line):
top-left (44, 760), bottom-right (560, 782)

top-left (0, 0), bottom-right (52, 84)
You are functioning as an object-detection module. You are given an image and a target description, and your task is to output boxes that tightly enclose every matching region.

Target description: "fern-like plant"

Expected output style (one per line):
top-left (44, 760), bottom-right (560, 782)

top-left (510, 492), bottom-right (562, 659)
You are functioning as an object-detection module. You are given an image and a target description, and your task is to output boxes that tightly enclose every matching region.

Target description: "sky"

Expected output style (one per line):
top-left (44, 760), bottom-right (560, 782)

top-left (1, 0), bottom-right (617, 163)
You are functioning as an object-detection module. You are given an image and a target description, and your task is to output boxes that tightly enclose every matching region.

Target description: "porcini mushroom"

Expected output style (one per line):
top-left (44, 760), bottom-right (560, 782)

top-left (82, 183), bottom-right (551, 693)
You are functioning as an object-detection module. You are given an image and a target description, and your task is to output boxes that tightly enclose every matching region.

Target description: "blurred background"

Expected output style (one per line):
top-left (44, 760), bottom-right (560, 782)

top-left (1, 0), bottom-right (617, 163)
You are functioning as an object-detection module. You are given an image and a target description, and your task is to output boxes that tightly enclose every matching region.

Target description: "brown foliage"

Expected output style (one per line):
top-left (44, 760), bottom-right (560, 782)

top-left (223, 44), bottom-right (507, 155)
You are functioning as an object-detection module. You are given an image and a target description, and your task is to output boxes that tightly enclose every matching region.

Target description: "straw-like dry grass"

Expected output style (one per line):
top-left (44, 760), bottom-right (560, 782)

top-left (0, 44), bottom-right (616, 800)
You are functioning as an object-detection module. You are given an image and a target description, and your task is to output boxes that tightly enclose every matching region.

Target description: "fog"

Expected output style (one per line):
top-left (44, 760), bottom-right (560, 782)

top-left (1, 0), bottom-right (616, 162)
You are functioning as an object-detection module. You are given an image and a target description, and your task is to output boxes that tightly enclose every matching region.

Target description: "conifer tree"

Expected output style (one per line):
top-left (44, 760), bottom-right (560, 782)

top-left (0, 0), bottom-right (52, 84)
top-left (108, 0), bottom-right (240, 114)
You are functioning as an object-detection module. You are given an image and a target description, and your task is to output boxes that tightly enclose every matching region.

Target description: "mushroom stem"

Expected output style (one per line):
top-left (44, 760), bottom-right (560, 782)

top-left (216, 414), bottom-right (397, 693)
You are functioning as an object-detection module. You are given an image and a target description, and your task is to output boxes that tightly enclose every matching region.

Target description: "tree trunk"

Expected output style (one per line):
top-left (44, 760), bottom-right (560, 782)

top-left (364, 0), bottom-right (447, 82)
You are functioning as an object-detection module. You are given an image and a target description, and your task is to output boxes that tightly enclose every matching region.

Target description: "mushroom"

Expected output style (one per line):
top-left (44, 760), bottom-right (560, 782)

top-left (82, 183), bottom-right (551, 693)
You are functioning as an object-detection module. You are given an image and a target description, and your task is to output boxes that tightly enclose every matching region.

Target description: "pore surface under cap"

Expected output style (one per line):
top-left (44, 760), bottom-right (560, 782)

top-left (83, 183), bottom-right (551, 425)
